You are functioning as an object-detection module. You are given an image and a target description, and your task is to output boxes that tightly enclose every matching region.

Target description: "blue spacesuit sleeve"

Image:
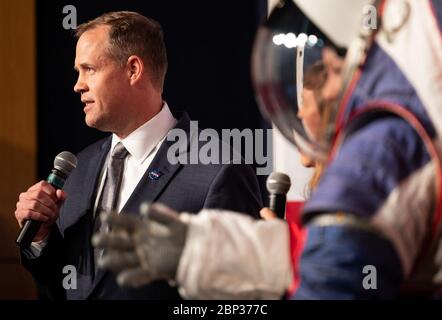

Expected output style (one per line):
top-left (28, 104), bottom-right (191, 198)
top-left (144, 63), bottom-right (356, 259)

top-left (294, 117), bottom-right (431, 299)
top-left (304, 117), bottom-right (430, 219)
top-left (292, 225), bottom-right (403, 299)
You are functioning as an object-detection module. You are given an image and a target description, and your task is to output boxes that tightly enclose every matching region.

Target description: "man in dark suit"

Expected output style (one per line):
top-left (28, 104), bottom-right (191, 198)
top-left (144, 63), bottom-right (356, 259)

top-left (14, 11), bottom-right (262, 300)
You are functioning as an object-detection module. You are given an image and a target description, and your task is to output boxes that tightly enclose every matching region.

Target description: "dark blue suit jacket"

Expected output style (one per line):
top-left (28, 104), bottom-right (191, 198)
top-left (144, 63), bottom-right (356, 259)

top-left (21, 112), bottom-right (262, 300)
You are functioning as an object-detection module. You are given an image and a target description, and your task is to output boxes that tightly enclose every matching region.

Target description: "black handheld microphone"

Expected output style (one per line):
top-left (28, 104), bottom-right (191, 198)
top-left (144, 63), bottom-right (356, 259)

top-left (266, 172), bottom-right (291, 219)
top-left (16, 151), bottom-right (77, 249)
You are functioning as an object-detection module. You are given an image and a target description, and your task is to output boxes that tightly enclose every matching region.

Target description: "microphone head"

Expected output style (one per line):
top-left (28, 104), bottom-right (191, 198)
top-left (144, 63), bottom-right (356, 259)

top-left (54, 151), bottom-right (78, 176)
top-left (266, 172), bottom-right (291, 195)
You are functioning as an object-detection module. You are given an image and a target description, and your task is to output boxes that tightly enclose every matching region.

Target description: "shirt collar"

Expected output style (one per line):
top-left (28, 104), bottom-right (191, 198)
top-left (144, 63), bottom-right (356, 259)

top-left (110, 102), bottom-right (177, 164)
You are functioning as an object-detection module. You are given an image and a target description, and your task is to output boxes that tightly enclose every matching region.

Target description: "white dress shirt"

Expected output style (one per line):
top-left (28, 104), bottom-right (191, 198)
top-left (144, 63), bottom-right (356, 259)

top-left (28, 102), bottom-right (177, 257)
top-left (94, 102), bottom-right (177, 214)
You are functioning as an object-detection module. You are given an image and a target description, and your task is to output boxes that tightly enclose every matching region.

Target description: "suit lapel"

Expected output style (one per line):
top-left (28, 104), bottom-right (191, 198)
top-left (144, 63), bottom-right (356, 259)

top-left (122, 111), bottom-right (191, 214)
top-left (83, 138), bottom-right (112, 216)
top-left (120, 143), bottom-right (183, 213)
top-left (74, 137), bottom-right (111, 299)
top-left (89, 112), bottom-right (191, 297)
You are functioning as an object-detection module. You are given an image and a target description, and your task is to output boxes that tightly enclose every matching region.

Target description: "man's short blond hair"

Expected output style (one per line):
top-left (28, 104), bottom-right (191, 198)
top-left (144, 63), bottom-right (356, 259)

top-left (75, 11), bottom-right (168, 91)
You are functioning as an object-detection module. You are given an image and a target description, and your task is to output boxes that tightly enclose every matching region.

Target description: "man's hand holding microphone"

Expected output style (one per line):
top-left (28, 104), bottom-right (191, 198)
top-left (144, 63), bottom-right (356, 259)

top-left (15, 181), bottom-right (67, 243)
top-left (15, 151), bottom-right (77, 248)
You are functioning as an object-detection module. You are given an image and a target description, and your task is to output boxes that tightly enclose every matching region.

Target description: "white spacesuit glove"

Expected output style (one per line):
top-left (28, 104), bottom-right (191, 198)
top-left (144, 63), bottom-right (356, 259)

top-left (91, 202), bottom-right (188, 288)
top-left (175, 210), bottom-right (293, 299)
top-left (93, 203), bottom-right (293, 298)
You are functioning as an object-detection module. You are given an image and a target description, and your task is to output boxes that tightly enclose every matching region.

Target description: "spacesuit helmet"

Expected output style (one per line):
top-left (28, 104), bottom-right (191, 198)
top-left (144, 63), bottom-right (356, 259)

top-left (252, 0), bottom-right (375, 161)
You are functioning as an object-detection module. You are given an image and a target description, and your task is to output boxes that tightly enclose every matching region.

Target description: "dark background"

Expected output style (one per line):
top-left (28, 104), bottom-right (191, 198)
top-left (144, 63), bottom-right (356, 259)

top-left (36, 0), bottom-right (269, 200)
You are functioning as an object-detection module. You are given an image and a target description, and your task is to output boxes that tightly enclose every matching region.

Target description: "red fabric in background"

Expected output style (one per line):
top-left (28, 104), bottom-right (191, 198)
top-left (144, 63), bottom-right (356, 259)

top-left (285, 201), bottom-right (307, 296)
top-left (285, 202), bottom-right (304, 226)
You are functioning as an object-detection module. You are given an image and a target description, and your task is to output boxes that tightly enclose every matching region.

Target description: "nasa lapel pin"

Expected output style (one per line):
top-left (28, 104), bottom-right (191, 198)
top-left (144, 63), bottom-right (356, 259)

top-left (148, 169), bottom-right (163, 181)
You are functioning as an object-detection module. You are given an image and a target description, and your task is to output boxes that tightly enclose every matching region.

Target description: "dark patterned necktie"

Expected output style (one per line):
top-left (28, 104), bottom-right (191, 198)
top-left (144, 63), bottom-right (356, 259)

top-left (93, 142), bottom-right (129, 274)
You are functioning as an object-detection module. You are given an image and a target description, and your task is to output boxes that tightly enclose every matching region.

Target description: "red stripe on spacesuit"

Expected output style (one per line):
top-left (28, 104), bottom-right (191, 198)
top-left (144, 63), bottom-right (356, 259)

top-left (329, 0), bottom-right (384, 163)
top-left (378, 0), bottom-right (387, 17)
top-left (329, 69), bottom-right (362, 163)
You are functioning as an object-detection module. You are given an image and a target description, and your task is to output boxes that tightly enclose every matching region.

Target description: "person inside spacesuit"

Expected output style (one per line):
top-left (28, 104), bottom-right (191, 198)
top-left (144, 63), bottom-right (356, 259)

top-left (92, 0), bottom-right (442, 299)
top-left (262, 57), bottom-right (332, 222)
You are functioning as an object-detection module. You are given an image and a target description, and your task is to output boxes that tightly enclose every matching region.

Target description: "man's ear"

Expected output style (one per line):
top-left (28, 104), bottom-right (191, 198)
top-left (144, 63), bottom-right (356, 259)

top-left (126, 55), bottom-right (144, 85)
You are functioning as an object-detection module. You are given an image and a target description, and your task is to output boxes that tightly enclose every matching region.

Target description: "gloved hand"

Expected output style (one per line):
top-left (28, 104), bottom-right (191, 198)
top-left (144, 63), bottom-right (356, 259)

top-left (91, 202), bottom-right (188, 288)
